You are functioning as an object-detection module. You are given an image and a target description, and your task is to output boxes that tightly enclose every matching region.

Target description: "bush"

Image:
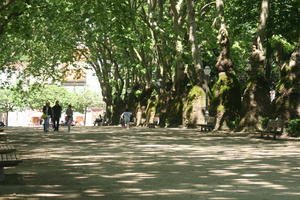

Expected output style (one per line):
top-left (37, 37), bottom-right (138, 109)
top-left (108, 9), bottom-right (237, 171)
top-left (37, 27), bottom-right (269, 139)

top-left (261, 117), bottom-right (269, 129)
top-left (227, 116), bottom-right (240, 130)
top-left (287, 119), bottom-right (300, 137)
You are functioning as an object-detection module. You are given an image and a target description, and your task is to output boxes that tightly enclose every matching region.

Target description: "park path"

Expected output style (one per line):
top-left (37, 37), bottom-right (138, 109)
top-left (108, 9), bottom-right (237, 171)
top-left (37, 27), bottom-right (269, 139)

top-left (1, 126), bottom-right (300, 200)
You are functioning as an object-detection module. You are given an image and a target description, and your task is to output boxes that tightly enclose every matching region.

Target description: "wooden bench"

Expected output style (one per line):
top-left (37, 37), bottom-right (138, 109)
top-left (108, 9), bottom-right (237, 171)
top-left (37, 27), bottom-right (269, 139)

top-left (198, 117), bottom-right (216, 132)
top-left (0, 144), bottom-right (22, 181)
top-left (260, 119), bottom-right (284, 140)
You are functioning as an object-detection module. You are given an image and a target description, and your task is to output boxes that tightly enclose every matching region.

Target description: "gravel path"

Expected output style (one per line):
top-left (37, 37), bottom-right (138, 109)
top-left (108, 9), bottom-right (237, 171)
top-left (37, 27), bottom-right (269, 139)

top-left (1, 126), bottom-right (300, 200)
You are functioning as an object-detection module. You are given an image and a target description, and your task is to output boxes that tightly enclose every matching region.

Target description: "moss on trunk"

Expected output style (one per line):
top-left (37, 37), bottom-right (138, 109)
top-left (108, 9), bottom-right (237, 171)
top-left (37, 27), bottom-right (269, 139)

top-left (211, 72), bottom-right (241, 130)
top-left (275, 42), bottom-right (300, 120)
top-left (146, 91), bottom-right (184, 127)
top-left (182, 86), bottom-right (206, 127)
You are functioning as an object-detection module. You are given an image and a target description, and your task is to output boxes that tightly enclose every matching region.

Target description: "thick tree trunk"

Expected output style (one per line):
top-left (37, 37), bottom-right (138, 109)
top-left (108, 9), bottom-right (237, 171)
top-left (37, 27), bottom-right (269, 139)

top-left (186, 0), bottom-right (204, 85)
top-left (239, 0), bottom-right (270, 131)
top-left (170, 0), bottom-right (187, 95)
top-left (90, 57), bottom-right (114, 124)
top-left (211, 0), bottom-right (241, 131)
top-left (275, 36), bottom-right (300, 120)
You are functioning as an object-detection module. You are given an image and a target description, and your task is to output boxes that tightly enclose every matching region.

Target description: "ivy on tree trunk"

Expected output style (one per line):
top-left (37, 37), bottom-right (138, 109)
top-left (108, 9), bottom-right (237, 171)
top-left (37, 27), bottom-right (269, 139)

top-left (210, 0), bottom-right (241, 131)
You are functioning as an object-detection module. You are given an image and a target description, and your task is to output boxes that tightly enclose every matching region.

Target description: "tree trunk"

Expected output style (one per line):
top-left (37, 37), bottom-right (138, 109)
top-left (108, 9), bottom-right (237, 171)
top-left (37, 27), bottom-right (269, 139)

top-left (84, 106), bottom-right (87, 126)
top-left (186, 0), bottom-right (204, 85)
top-left (275, 36), bottom-right (300, 120)
top-left (144, 0), bottom-right (168, 84)
top-left (170, 0), bottom-right (187, 94)
top-left (5, 111), bottom-right (8, 127)
top-left (239, 0), bottom-right (270, 131)
top-left (211, 0), bottom-right (241, 131)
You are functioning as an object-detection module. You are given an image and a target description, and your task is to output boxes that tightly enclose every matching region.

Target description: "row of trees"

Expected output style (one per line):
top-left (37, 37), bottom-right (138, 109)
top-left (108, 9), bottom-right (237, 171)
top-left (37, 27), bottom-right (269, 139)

top-left (0, 0), bottom-right (299, 130)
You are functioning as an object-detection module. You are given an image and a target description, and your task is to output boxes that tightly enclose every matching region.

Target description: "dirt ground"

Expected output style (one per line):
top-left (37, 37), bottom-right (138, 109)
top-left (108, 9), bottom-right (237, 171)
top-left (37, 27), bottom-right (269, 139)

top-left (1, 126), bottom-right (300, 200)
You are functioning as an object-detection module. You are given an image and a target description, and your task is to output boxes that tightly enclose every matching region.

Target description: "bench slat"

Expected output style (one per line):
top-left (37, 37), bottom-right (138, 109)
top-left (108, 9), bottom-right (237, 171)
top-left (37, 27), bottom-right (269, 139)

top-left (0, 144), bottom-right (16, 154)
top-left (0, 151), bottom-right (22, 167)
top-left (0, 160), bottom-right (22, 167)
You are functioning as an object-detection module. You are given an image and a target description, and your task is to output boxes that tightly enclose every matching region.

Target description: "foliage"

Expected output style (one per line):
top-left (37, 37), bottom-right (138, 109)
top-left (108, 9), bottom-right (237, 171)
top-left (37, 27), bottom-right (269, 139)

top-left (24, 85), bottom-right (69, 110)
top-left (0, 88), bottom-right (24, 112)
top-left (72, 89), bottom-right (104, 113)
top-left (24, 85), bottom-right (103, 113)
top-left (0, 0), bottom-right (299, 127)
top-left (227, 117), bottom-right (240, 130)
top-left (286, 119), bottom-right (300, 137)
top-left (261, 117), bottom-right (269, 129)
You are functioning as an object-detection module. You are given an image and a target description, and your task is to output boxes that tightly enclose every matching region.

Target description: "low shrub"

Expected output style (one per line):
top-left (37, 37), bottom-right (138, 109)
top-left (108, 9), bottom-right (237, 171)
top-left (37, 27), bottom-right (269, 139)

top-left (227, 116), bottom-right (240, 130)
top-left (261, 117), bottom-right (269, 129)
top-left (286, 119), bottom-right (300, 137)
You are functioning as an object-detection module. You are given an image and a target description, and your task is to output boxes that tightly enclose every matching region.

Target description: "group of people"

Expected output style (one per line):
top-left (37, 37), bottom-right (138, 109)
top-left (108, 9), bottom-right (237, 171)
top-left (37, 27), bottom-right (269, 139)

top-left (42, 101), bottom-right (73, 132)
top-left (42, 101), bottom-right (133, 131)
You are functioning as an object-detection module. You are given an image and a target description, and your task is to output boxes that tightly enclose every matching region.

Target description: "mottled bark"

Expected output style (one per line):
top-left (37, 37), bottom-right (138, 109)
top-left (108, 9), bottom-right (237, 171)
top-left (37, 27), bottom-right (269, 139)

top-left (143, 1), bottom-right (168, 89)
top-left (211, 0), bottom-right (241, 131)
top-left (186, 0), bottom-right (204, 85)
top-left (170, 0), bottom-right (187, 94)
top-left (239, 0), bottom-right (270, 131)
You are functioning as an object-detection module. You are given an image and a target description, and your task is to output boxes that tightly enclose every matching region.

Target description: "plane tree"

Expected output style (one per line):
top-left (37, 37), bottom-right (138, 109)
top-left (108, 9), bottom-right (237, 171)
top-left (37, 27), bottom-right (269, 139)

top-left (1, 0), bottom-right (299, 129)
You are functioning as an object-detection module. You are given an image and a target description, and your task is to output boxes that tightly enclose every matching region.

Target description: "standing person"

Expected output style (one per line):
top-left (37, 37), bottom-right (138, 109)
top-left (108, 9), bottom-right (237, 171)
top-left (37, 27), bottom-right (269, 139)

top-left (65, 104), bottom-right (73, 132)
top-left (98, 114), bottom-right (103, 126)
top-left (94, 114), bottom-right (103, 126)
top-left (121, 109), bottom-right (132, 129)
top-left (52, 100), bottom-right (62, 131)
top-left (42, 101), bottom-right (52, 132)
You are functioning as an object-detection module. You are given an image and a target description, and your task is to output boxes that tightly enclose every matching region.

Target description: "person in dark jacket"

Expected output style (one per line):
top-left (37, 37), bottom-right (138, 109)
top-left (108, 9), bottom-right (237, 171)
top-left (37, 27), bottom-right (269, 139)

top-left (52, 100), bottom-right (62, 131)
top-left (42, 101), bottom-right (52, 132)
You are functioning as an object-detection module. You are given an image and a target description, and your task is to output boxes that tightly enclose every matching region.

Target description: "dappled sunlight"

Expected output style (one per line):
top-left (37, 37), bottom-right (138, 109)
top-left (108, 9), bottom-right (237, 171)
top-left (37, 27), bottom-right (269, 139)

top-left (17, 193), bottom-right (81, 199)
top-left (233, 178), bottom-right (288, 190)
top-left (2, 126), bottom-right (300, 199)
top-left (83, 188), bottom-right (105, 197)
top-left (209, 170), bottom-right (238, 176)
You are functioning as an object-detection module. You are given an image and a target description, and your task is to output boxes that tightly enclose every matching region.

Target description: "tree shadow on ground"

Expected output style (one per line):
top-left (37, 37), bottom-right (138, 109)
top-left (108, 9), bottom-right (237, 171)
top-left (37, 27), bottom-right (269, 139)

top-left (0, 174), bottom-right (25, 185)
top-left (1, 126), bottom-right (300, 199)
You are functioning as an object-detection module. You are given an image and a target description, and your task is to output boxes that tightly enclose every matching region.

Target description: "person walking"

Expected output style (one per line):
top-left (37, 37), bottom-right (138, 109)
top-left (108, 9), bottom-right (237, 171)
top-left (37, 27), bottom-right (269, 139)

top-left (65, 104), bottom-right (73, 132)
top-left (121, 109), bottom-right (132, 129)
top-left (42, 101), bottom-right (52, 132)
top-left (52, 100), bottom-right (62, 131)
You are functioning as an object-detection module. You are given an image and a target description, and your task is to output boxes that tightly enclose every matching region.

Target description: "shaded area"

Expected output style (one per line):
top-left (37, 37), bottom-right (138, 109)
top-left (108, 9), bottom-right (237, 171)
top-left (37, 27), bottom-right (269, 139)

top-left (1, 126), bottom-right (300, 199)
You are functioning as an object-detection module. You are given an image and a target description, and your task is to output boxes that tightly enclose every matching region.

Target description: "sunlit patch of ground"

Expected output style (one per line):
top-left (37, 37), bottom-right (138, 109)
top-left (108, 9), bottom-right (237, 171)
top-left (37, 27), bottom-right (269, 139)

top-left (1, 126), bottom-right (300, 199)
